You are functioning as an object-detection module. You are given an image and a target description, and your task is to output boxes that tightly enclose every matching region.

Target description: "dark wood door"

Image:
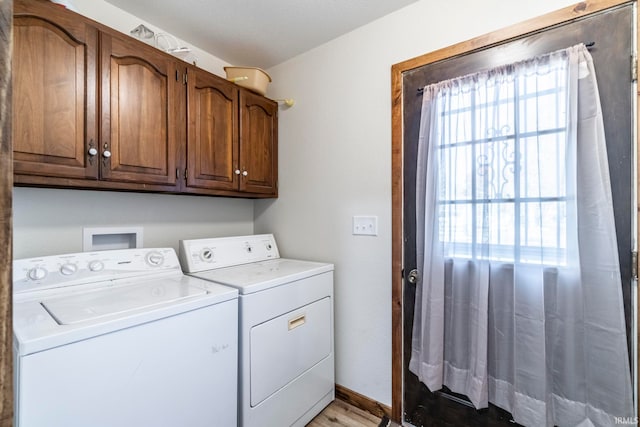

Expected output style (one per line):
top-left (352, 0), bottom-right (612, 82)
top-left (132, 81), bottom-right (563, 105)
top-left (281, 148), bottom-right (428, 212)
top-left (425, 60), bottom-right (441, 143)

top-left (185, 67), bottom-right (239, 192)
top-left (13, 0), bottom-right (98, 180)
top-left (239, 90), bottom-right (278, 195)
top-left (402, 5), bottom-right (634, 426)
top-left (100, 31), bottom-right (179, 187)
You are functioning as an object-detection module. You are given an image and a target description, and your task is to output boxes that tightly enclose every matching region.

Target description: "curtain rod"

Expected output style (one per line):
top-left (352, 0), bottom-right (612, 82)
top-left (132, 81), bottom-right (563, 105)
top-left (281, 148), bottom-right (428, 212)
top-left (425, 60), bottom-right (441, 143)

top-left (415, 42), bottom-right (596, 94)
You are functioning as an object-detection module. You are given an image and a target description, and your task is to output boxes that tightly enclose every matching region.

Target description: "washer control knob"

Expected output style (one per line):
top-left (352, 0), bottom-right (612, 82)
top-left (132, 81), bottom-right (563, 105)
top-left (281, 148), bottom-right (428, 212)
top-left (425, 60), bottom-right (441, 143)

top-left (200, 248), bottom-right (213, 261)
top-left (88, 260), bottom-right (105, 272)
top-left (146, 251), bottom-right (165, 266)
top-left (28, 267), bottom-right (47, 281)
top-left (60, 263), bottom-right (78, 276)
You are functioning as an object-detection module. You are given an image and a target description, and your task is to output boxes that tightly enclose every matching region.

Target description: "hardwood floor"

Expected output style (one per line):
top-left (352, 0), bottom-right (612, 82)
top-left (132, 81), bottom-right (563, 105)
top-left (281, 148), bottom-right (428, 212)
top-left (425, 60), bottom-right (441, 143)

top-left (307, 399), bottom-right (382, 427)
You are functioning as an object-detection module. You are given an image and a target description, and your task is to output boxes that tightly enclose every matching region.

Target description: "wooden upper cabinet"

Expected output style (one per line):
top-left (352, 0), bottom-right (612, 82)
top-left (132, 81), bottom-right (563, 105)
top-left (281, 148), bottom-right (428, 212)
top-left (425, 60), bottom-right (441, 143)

top-left (100, 32), bottom-right (179, 186)
top-left (12, 0), bottom-right (277, 198)
top-left (186, 67), bottom-right (239, 191)
top-left (185, 72), bottom-right (278, 197)
top-left (239, 91), bottom-right (278, 195)
top-left (13, 0), bottom-right (98, 180)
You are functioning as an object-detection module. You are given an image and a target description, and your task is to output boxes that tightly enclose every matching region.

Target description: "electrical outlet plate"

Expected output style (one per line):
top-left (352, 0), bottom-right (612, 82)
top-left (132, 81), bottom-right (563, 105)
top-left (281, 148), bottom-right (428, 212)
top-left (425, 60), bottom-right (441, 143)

top-left (352, 216), bottom-right (378, 236)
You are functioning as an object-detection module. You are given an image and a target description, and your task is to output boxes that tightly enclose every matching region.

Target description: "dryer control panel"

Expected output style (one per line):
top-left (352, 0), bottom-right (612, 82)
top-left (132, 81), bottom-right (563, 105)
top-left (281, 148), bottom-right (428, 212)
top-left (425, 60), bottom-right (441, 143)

top-left (179, 234), bottom-right (280, 273)
top-left (13, 248), bottom-right (181, 294)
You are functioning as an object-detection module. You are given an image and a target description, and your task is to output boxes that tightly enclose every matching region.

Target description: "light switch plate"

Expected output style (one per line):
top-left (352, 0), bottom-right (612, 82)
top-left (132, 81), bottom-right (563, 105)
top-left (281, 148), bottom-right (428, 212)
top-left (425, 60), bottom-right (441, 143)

top-left (352, 216), bottom-right (378, 236)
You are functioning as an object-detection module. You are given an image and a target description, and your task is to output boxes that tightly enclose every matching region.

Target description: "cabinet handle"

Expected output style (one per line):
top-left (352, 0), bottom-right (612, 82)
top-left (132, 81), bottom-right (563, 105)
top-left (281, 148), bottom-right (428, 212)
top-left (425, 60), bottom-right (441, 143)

top-left (235, 169), bottom-right (241, 175)
top-left (242, 170), bottom-right (248, 177)
top-left (103, 150), bottom-right (111, 158)
top-left (87, 139), bottom-right (98, 165)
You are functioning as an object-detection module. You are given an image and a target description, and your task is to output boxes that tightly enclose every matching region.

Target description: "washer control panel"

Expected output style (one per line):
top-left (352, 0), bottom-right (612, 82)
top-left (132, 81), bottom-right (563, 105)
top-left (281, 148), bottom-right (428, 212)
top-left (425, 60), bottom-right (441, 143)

top-left (179, 234), bottom-right (279, 273)
top-left (13, 248), bottom-right (181, 294)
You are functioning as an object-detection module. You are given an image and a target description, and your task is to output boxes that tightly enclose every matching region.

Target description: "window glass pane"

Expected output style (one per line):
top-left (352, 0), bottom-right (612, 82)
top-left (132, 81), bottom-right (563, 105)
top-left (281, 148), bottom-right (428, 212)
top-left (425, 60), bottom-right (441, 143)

top-left (440, 145), bottom-right (473, 201)
top-left (519, 134), bottom-right (566, 198)
top-left (440, 202), bottom-right (473, 258)
top-left (441, 93), bottom-right (473, 145)
top-left (520, 201), bottom-right (567, 265)
top-left (519, 63), bottom-right (567, 133)
top-left (475, 139), bottom-right (516, 200)
top-left (519, 91), bottom-right (566, 133)
top-left (474, 85), bottom-right (515, 142)
top-left (476, 202), bottom-right (515, 261)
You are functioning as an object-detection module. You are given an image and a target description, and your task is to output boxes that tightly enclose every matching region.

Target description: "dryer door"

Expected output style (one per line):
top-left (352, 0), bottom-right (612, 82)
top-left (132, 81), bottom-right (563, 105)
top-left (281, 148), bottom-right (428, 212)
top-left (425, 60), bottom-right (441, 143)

top-left (250, 296), bottom-right (332, 406)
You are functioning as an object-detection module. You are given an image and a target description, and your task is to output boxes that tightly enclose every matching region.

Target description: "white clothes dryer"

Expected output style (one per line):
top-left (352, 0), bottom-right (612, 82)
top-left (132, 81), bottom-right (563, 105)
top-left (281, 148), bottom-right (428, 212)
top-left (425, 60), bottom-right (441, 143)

top-left (179, 234), bottom-right (335, 427)
top-left (13, 248), bottom-right (238, 427)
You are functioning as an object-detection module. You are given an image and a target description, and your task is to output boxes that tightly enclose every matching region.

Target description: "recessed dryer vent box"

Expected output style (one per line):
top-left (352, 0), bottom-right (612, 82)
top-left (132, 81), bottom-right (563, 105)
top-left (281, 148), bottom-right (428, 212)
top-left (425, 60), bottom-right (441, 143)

top-left (83, 227), bottom-right (143, 251)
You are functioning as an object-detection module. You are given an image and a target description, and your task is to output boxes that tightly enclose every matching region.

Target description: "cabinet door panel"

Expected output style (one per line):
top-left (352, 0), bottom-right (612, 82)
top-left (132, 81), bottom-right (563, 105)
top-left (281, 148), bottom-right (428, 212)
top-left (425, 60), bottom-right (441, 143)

top-left (186, 69), bottom-right (238, 191)
top-left (239, 91), bottom-right (278, 195)
top-left (13, 7), bottom-right (98, 179)
top-left (100, 33), bottom-right (178, 186)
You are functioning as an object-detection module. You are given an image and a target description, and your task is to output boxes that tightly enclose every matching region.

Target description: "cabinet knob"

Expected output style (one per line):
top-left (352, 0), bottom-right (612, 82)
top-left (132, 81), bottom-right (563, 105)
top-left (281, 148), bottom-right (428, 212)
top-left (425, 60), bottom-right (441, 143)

top-left (103, 150), bottom-right (112, 158)
top-left (242, 170), bottom-right (248, 177)
top-left (88, 147), bottom-right (98, 156)
top-left (235, 169), bottom-right (241, 175)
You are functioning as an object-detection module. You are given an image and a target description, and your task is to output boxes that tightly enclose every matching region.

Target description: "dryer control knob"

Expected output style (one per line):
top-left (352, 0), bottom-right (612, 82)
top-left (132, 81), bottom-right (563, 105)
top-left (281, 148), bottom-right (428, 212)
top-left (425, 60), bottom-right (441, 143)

top-left (88, 260), bottom-right (104, 272)
top-left (60, 263), bottom-right (78, 276)
top-left (200, 248), bottom-right (214, 261)
top-left (146, 251), bottom-right (165, 266)
top-left (28, 267), bottom-right (47, 281)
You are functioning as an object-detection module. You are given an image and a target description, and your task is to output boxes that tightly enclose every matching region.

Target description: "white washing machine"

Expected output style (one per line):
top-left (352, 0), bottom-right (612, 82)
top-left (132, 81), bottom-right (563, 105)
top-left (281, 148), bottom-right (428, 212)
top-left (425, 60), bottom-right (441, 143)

top-left (179, 234), bottom-right (335, 427)
top-left (13, 248), bottom-right (238, 427)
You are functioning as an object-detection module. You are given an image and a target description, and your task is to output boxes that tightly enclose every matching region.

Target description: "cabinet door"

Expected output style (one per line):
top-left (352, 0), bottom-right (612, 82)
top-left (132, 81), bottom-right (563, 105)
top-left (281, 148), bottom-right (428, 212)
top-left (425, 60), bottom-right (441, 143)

top-left (186, 68), bottom-right (239, 191)
top-left (239, 91), bottom-right (278, 195)
top-left (13, 1), bottom-right (98, 180)
top-left (100, 32), bottom-right (179, 186)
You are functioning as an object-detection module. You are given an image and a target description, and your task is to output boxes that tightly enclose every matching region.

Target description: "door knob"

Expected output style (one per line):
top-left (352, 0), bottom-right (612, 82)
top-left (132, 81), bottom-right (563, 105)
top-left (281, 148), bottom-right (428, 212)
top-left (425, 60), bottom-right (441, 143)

top-left (103, 150), bottom-right (111, 158)
top-left (407, 269), bottom-right (420, 284)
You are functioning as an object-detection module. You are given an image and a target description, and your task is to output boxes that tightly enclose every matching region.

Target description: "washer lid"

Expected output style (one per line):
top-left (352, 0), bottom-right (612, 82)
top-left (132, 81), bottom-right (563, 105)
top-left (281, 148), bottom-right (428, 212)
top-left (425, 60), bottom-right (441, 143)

top-left (14, 275), bottom-right (238, 356)
top-left (188, 258), bottom-right (334, 294)
top-left (42, 280), bottom-right (208, 325)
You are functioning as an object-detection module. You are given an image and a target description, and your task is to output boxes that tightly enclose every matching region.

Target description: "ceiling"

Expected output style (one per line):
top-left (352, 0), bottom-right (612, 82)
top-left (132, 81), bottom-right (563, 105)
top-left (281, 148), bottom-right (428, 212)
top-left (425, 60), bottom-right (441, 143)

top-left (104, 0), bottom-right (419, 69)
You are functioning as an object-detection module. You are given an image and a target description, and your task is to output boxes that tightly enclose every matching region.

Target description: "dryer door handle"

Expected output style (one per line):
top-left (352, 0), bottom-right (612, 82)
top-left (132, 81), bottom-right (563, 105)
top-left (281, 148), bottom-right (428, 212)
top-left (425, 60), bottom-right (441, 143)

top-left (288, 314), bottom-right (306, 330)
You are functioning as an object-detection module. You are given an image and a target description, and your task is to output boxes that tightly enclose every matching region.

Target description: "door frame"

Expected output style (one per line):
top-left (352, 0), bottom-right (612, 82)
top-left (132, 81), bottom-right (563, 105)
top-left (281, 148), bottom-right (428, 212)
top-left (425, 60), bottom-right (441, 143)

top-left (390, 0), bottom-right (639, 422)
top-left (0, 0), bottom-right (12, 425)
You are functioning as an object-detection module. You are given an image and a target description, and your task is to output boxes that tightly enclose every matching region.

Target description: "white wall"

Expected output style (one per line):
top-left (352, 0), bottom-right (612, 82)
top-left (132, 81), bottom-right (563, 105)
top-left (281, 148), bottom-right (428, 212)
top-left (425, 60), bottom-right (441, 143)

top-left (71, 0), bottom-right (230, 76)
top-left (13, 1), bottom-right (252, 259)
top-left (256, 0), bottom-right (577, 405)
top-left (13, 188), bottom-right (253, 258)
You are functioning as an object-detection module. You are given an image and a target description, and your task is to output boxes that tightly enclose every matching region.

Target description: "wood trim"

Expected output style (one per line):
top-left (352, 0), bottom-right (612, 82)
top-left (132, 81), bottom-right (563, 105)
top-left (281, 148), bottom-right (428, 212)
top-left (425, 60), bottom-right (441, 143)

top-left (390, 0), bottom-right (636, 423)
top-left (336, 384), bottom-right (391, 420)
top-left (0, 0), bottom-right (12, 425)
top-left (390, 42), bottom-right (404, 423)
top-left (636, 0), bottom-right (640, 417)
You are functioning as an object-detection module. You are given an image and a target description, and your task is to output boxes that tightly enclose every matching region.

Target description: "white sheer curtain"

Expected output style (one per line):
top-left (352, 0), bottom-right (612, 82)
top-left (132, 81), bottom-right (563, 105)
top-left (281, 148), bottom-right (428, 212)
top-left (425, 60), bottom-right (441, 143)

top-left (409, 44), bottom-right (633, 426)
